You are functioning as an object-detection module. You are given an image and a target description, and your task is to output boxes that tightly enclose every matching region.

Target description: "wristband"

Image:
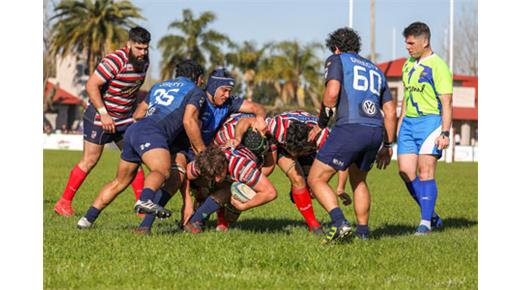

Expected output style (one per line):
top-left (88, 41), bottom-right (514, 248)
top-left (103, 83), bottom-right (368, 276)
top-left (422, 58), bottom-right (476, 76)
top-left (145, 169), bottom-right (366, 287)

top-left (440, 131), bottom-right (450, 138)
top-left (97, 107), bottom-right (108, 115)
top-left (383, 142), bottom-right (392, 148)
top-left (318, 104), bottom-right (336, 129)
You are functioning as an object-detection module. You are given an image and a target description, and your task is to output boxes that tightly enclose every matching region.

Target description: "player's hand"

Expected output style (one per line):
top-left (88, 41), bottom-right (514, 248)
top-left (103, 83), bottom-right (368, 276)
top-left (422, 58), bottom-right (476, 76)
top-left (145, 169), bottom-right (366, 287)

top-left (252, 117), bottom-right (267, 136)
top-left (225, 138), bottom-right (240, 148)
top-left (230, 196), bottom-right (247, 211)
top-left (307, 125), bottom-right (322, 142)
top-left (435, 135), bottom-right (450, 150)
top-left (376, 147), bottom-right (392, 170)
top-left (100, 113), bottom-right (116, 133)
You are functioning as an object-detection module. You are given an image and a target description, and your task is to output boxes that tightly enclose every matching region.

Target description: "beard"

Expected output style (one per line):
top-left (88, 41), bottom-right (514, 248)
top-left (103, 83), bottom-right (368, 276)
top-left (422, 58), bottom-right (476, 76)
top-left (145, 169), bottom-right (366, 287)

top-left (128, 50), bottom-right (149, 72)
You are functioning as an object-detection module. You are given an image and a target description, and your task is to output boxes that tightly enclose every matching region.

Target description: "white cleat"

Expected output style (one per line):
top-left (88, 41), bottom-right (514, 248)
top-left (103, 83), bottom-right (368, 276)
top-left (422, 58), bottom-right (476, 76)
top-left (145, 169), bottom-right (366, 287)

top-left (77, 217), bottom-right (93, 229)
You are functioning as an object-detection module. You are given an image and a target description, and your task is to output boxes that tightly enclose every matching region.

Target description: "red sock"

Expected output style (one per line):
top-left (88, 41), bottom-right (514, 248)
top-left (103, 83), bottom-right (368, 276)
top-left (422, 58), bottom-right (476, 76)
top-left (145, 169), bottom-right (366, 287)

top-left (131, 168), bottom-right (145, 201)
top-left (217, 208), bottom-right (228, 227)
top-left (292, 186), bottom-right (320, 228)
top-left (62, 164), bottom-right (88, 202)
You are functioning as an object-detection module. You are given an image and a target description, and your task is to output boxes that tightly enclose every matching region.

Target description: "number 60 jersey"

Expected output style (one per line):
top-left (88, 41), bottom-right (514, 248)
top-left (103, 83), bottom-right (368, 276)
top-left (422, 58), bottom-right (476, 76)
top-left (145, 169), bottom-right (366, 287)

top-left (144, 76), bottom-right (206, 143)
top-left (324, 53), bottom-right (393, 128)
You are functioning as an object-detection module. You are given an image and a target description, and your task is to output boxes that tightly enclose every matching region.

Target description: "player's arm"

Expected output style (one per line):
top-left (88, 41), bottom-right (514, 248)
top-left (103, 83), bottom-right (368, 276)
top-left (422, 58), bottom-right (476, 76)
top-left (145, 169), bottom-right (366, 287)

top-left (231, 174), bottom-right (277, 211)
top-left (86, 73), bottom-right (115, 133)
top-left (238, 100), bottom-right (267, 134)
top-left (233, 117), bottom-right (257, 145)
top-left (180, 179), bottom-right (193, 225)
top-left (396, 93), bottom-right (407, 137)
top-left (435, 93), bottom-right (453, 150)
top-left (376, 83), bottom-right (397, 170)
top-left (308, 80), bottom-right (340, 142)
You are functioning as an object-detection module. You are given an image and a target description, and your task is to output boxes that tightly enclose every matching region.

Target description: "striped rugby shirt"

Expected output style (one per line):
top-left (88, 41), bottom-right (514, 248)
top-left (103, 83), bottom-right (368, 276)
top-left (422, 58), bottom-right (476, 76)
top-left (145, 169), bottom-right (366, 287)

top-left (189, 145), bottom-right (262, 188)
top-left (92, 47), bottom-right (148, 126)
top-left (267, 110), bottom-right (329, 153)
top-left (213, 112), bottom-right (255, 146)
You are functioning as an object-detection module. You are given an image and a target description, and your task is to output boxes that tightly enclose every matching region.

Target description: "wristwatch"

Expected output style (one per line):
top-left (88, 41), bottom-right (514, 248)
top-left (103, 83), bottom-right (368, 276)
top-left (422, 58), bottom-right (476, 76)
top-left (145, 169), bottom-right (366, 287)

top-left (440, 131), bottom-right (450, 138)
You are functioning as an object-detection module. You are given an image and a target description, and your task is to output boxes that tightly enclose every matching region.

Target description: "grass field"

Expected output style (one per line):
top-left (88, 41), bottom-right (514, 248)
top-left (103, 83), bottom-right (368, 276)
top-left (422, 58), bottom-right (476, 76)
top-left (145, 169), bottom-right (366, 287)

top-left (44, 149), bottom-right (477, 289)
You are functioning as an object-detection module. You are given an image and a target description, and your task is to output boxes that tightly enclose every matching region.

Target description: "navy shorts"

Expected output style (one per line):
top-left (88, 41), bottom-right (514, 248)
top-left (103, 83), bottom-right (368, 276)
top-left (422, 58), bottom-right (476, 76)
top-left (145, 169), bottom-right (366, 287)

top-left (83, 106), bottom-right (132, 145)
top-left (120, 119), bottom-right (170, 163)
top-left (170, 132), bottom-right (196, 162)
top-left (317, 124), bottom-right (383, 172)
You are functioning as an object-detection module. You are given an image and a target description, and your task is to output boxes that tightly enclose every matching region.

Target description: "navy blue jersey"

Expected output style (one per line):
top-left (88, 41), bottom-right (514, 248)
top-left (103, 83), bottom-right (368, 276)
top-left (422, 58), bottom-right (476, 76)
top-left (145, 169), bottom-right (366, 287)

top-left (145, 77), bottom-right (205, 143)
top-left (199, 95), bottom-right (244, 145)
top-left (325, 53), bottom-right (392, 127)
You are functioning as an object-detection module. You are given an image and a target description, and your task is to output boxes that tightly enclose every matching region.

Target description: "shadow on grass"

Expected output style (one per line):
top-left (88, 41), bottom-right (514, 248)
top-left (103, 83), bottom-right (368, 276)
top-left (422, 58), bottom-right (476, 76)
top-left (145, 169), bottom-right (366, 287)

top-left (232, 218), bottom-right (305, 234)
top-left (371, 217), bottom-right (478, 240)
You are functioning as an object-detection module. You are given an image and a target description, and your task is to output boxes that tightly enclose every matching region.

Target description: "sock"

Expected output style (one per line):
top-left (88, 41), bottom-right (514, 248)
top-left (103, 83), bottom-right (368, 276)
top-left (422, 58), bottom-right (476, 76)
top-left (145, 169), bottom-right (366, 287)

top-left (139, 188), bottom-right (156, 202)
top-left (139, 189), bottom-right (173, 229)
top-left (356, 224), bottom-right (369, 235)
top-left (328, 207), bottom-right (346, 228)
top-left (189, 197), bottom-right (220, 224)
top-left (418, 179), bottom-right (438, 228)
top-left (216, 208), bottom-right (228, 227)
top-left (291, 187), bottom-right (320, 228)
top-left (409, 178), bottom-right (439, 219)
top-left (62, 164), bottom-right (88, 202)
top-left (131, 168), bottom-right (145, 201)
top-left (85, 206), bottom-right (101, 223)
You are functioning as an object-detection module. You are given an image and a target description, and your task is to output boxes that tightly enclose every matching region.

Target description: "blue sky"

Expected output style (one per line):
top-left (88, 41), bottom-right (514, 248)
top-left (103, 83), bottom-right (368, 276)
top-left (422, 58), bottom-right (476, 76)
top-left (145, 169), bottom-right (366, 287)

top-left (55, 0), bottom-right (478, 79)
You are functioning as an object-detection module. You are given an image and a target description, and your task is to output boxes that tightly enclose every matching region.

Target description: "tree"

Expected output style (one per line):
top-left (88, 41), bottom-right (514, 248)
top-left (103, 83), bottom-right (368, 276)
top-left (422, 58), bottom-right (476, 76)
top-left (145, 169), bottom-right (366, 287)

top-left (49, 0), bottom-right (143, 75)
top-left (225, 41), bottom-right (272, 101)
top-left (158, 9), bottom-right (232, 80)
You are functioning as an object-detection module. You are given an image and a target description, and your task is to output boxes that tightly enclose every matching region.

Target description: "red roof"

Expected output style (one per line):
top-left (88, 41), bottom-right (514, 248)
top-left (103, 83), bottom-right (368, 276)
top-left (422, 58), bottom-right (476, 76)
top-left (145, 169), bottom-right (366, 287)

top-left (377, 58), bottom-right (478, 121)
top-left (44, 81), bottom-right (84, 106)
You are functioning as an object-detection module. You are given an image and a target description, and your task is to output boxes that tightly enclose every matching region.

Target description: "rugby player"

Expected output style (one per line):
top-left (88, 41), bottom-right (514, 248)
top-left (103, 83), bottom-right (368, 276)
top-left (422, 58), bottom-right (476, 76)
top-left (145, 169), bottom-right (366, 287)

top-left (54, 27), bottom-right (151, 217)
top-left (397, 22), bottom-right (452, 235)
top-left (307, 27), bottom-right (397, 243)
top-left (76, 60), bottom-right (206, 229)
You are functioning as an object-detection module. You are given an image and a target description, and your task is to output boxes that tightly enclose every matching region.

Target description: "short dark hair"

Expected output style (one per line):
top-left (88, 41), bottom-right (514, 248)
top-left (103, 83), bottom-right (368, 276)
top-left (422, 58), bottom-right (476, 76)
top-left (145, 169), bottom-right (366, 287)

top-left (326, 27), bottom-right (361, 53)
top-left (195, 144), bottom-right (228, 180)
top-left (176, 60), bottom-right (205, 82)
top-left (403, 22), bottom-right (431, 43)
top-left (128, 26), bottom-right (151, 44)
top-left (242, 128), bottom-right (267, 158)
top-left (285, 121), bottom-right (316, 157)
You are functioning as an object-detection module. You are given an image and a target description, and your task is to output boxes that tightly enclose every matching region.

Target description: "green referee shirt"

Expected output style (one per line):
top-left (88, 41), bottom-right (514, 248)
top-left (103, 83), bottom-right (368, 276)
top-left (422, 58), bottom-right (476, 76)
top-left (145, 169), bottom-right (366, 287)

top-left (402, 53), bottom-right (453, 117)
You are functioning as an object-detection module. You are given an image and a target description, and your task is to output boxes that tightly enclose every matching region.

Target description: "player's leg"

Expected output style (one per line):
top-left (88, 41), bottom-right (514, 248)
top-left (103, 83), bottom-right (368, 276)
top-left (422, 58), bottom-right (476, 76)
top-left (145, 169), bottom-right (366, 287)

top-left (77, 159), bottom-right (140, 229)
top-left (54, 140), bottom-right (104, 217)
top-left (336, 169), bottom-right (352, 206)
top-left (186, 182), bottom-right (232, 233)
top-left (348, 164), bottom-right (371, 240)
top-left (115, 136), bottom-right (144, 201)
top-left (278, 155), bottom-right (321, 233)
top-left (414, 154), bottom-right (440, 234)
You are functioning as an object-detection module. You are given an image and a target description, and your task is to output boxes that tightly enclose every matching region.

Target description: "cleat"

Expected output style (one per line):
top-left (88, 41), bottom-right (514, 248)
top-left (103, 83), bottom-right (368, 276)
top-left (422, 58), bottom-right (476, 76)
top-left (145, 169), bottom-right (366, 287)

top-left (216, 224), bottom-right (229, 232)
top-left (414, 225), bottom-right (432, 235)
top-left (156, 208), bottom-right (172, 219)
top-left (183, 221), bottom-right (203, 233)
top-left (134, 200), bottom-right (171, 218)
top-left (77, 217), bottom-right (93, 229)
top-left (321, 221), bottom-right (352, 244)
top-left (338, 192), bottom-right (352, 207)
top-left (54, 199), bottom-right (75, 217)
top-left (431, 215), bottom-right (443, 229)
top-left (133, 227), bottom-right (151, 235)
top-left (310, 225), bottom-right (324, 235)
top-left (216, 208), bottom-right (229, 232)
top-left (355, 231), bottom-right (370, 241)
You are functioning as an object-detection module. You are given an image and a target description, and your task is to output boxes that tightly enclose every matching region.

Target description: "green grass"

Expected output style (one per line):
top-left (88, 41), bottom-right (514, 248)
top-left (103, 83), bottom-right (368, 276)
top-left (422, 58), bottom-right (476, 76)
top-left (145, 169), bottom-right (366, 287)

top-left (44, 149), bottom-right (477, 289)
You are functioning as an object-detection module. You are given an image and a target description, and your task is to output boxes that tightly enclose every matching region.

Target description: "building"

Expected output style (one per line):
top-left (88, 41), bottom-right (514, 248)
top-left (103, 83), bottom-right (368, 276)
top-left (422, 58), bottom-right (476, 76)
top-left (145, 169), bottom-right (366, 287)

top-left (378, 58), bottom-right (478, 146)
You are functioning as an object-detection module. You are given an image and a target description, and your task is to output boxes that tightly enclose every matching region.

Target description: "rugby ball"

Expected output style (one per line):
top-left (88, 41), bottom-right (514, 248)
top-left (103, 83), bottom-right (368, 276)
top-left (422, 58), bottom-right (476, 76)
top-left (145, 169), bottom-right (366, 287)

top-left (231, 182), bottom-right (256, 203)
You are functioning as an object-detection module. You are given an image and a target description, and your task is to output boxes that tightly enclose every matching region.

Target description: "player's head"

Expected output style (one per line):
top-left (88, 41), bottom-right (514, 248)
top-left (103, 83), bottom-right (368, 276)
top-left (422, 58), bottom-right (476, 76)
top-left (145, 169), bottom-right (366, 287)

top-left (195, 144), bottom-right (228, 183)
top-left (176, 60), bottom-right (205, 86)
top-left (285, 121), bottom-right (316, 157)
top-left (326, 27), bottom-right (361, 54)
top-left (206, 69), bottom-right (235, 106)
top-left (242, 128), bottom-right (268, 159)
top-left (127, 26), bottom-right (150, 72)
top-left (403, 22), bottom-right (431, 59)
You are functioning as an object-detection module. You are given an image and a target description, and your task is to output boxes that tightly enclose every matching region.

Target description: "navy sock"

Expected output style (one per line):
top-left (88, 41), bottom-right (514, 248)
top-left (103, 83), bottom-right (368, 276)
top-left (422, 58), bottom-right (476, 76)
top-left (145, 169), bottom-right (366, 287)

top-left (85, 206), bottom-right (101, 223)
top-left (189, 197), bottom-right (220, 224)
top-left (139, 187), bottom-right (156, 202)
top-left (356, 224), bottom-right (369, 235)
top-left (419, 179), bottom-right (438, 224)
top-left (139, 189), bottom-right (173, 229)
top-left (328, 207), bottom-right (346, 227)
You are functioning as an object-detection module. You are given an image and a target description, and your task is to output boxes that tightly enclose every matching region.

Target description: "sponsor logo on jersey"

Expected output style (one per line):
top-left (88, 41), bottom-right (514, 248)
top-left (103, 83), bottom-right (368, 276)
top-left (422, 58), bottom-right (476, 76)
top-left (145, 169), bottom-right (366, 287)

top-left (362, 100), bottom-right (377, 116)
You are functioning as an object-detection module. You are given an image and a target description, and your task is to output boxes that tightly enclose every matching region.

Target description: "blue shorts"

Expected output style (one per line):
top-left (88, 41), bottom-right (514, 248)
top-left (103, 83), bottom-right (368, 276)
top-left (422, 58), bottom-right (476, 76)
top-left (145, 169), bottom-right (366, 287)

top-left (317, 124), bottom-right (383, 172)
top-left (397, 115), bottom-right (442, 157)
top-left (83, 106), bottom-right (132, 145)
top-left (169, 131), bottom-right (196, 162)
top-left (120, 119), bottom-right (170, 163)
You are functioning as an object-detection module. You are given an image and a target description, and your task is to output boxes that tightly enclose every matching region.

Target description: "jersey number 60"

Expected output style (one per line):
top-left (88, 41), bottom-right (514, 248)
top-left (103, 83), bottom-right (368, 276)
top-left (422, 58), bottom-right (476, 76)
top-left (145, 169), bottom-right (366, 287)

top-left (353, 65), bottom-right (382, 96)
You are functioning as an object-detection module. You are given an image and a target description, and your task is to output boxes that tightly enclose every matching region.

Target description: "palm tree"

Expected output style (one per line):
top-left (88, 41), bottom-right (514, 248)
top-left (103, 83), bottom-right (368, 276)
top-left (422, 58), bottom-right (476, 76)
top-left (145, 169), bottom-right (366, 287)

top-left (260, 41), bottom-right (324, 107)
top-left (159, 9), bottom-right (232, 80)
top-left (49, 0), bottom-right (143, 75)
top-left (225, 41), bottom-right (272, 101)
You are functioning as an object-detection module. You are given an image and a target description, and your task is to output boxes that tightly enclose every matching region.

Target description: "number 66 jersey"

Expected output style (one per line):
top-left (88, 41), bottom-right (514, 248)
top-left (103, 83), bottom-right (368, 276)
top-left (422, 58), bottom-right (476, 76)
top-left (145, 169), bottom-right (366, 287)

top-left (324, 53), bottom-right (393, 128)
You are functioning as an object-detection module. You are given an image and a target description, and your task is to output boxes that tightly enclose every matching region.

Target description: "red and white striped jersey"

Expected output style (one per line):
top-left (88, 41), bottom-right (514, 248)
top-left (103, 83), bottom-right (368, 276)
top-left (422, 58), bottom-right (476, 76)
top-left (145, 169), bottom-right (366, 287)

top-left (189, 145), bottom-right (262, 188)
top-left (92, 47), bottom-right (148, 126)
top-left (213, 112), bottom-right (255, 146)
top-left (267, 110), bottom-right (330, 152)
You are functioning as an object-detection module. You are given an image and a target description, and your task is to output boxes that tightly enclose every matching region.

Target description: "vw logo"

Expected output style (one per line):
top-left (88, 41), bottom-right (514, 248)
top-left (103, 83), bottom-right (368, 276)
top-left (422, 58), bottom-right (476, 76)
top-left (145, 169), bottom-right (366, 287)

top-left (362, 100), bottom-right (377, 116)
